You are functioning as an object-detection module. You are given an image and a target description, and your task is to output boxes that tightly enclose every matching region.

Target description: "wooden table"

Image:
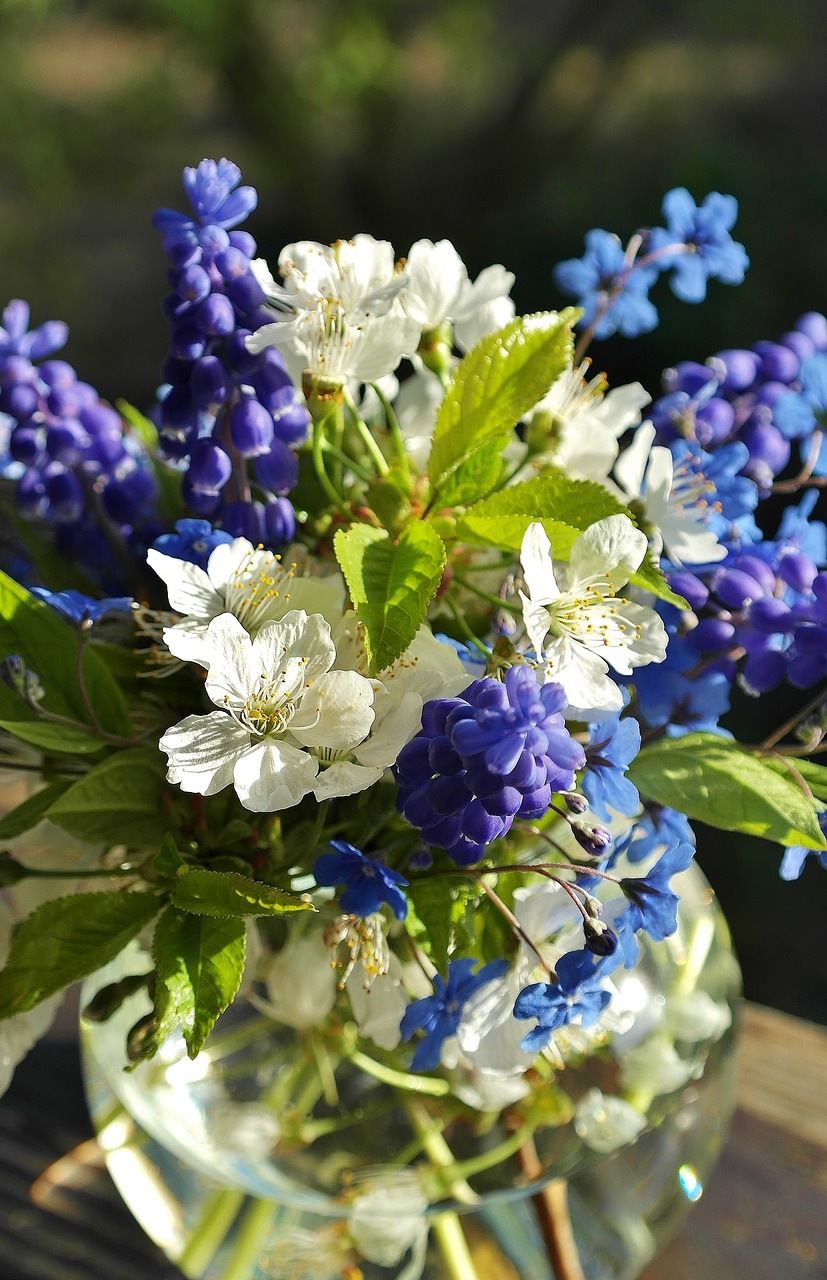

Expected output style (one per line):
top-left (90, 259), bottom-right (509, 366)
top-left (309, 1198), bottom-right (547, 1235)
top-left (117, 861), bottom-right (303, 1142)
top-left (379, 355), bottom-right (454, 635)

top-left (1, 1002), bottom-right (825, 1280)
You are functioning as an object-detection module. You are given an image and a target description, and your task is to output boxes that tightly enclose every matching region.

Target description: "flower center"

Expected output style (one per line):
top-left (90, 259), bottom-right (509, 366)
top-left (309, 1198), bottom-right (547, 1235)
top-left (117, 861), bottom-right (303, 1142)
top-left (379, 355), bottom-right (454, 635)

top-left (228, 551), bottom-right (296, 631)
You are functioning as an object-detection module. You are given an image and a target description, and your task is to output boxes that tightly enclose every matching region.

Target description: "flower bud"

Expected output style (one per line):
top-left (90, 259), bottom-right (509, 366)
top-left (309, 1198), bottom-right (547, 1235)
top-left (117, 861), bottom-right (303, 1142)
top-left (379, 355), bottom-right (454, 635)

top-left (230, 396), bottom-right (274, 457)
top-left (188, 439), bottom-right (233, 496)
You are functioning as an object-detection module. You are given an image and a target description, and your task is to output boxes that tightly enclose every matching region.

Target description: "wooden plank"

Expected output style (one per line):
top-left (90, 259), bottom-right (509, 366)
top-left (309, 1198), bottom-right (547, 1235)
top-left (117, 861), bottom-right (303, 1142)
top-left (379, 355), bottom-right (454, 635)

top-left (737, 1002), bottom-right (827, 1149)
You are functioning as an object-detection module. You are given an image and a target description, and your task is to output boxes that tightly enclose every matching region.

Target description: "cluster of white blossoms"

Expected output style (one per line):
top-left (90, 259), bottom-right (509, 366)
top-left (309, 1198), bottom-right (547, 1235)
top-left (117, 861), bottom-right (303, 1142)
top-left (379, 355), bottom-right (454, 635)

top-left (152, 537), bottom-right (469, 812)
top-left (248, 234), bottom-right (515, 388)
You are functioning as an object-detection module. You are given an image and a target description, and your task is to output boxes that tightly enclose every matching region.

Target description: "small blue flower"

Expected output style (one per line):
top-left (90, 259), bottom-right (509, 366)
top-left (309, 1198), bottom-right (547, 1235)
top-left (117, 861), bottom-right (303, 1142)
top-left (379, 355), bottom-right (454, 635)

top-left (775, 491), bottom-right (827, 568)
top-left (30, 588), bottom-right (133, 626)
top-left (649, 189), bottom-right (749, 303)
top-left (634, 629), bottom-right (731, 736)
top-left (513, 949), bottom-right (612, 1054)
top-left (313, 841), bottom-right (408, 920)
top-left (780, 812), bottom-right (827, 880)
top-left (773, 354), bottom-right (827, 442)
top-left (581, 714), bottom-right (641, 823)
top-left (621, 841), bottom-right (695, 941)
top-left (554, 229), bottom-right (659, 340)
top-left (151, 519), bottom-right (235, 571)
top-left (400, 958), bottom-right (508, 1071)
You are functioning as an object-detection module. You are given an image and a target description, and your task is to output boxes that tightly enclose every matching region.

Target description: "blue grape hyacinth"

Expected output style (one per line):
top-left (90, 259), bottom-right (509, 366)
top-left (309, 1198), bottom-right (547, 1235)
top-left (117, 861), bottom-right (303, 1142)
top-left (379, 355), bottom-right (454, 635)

top-left (394, 664), bottom-right (585, 866)
top-left (152, 158), bottom-right (310, 546)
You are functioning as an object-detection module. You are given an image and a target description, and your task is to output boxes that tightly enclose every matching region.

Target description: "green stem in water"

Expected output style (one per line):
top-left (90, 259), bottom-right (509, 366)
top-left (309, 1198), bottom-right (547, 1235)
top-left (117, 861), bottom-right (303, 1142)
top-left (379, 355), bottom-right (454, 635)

top-left (431, 1211), bottom-right (480, 1280)
top-left (176, 1187), bottom-right (245, 1279)
top-left (346, 1047), bottom-right (451, 1096)
top-left (220, 1196), bottom-right (275, 1280)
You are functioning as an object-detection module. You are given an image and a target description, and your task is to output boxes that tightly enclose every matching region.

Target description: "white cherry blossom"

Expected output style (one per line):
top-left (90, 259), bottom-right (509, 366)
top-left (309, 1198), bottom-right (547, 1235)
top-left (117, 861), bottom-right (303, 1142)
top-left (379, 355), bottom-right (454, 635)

top-left (310, 612), bottom-right (470, 802)
top-left (247, 235), bottom-right (420, 386)
top-left (347, 1170), bottom-right (429, 1277)
top-left (528, 363), bottom-right (651, 482)
top-left (574, 1088), bottom-right (647, 1153)
top-left (402, 238), bottom-right (515, 350)
top-left (345, 955), bottom-right (409, 1050)
top-left (148, 538), bottom-right (345, 666)
top-left (159, 611), bottom-right (375, 812)
top-left (614, 422), bottom-right (726, 566)
top-left (519, 516), bottom-right (668, 717)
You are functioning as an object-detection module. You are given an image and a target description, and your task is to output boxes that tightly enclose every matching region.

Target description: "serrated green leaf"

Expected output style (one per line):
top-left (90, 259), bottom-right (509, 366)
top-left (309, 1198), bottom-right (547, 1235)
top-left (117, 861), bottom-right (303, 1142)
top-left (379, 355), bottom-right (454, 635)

top-left (427, 311), bottom-right (576, 504)
top-left (406, 878), bottom-right (452, 975)
top-left (0, 569), bottom-right (132, 736)
top-left (456, 472), bottom-right (615, 557)
top-left (46, 747), bottom-right (169, 846)
top-left (629, 732), bottom-right (827, 849)
top-left (0, 890), bottom-right (160, 1017)
top-left (456, 472), bottom-right (686, 609)
top-left (334, 522), bottom-right (446, 675)
top-left (0, 718), bottom-right (106, 755)
top-left (152, 905), bottom-right (246, 1058)
top-left (430, 440), bottom-right (504, 508)
top-left (0, 778), bottom-right (73, 839)
top-left (171, 867), bottom-right (313, 917)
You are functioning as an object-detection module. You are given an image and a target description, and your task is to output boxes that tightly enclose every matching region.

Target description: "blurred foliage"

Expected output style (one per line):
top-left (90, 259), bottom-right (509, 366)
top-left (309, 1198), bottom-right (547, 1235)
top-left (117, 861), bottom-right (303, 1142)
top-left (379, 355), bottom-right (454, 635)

top-left (0, 0), bottom-right (826, 1016)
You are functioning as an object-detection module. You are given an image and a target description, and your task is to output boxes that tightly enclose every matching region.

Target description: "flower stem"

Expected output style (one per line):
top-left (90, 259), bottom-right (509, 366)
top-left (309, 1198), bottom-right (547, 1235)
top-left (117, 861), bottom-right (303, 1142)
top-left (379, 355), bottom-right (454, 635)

top-left (517, 1138), bottom-right (585, 1280)
top-left (451, 573), bottom-right (521, 614)
top-left (177, 1187), bottom-right (245, 1278)
top-left (220, 1196), bottom-right (275, 1280)
top-left (431, 1211), bottom-right (480, 1280)
top-left (343, 389), bottom-right (391, 476)
top-left (371, 380), bottom-right (413, 483)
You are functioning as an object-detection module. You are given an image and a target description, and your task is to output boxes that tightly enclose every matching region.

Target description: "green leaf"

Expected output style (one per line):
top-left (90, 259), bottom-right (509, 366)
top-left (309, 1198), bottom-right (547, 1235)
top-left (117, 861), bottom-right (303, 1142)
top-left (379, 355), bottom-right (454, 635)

top-left (427, 310), bottom-right (576, 504)
top-left (153, 833), bottom-right (187, 879)
top-left (171, 867), bottom-right (314, 917)
top-left (0, 890), bottom-right (160, 1017)
top-left (430, 440), bottom-right (504, 508)
top-left (629, 732), bottom-right (827, 849)
top-left (456, 472), bottom-right (687, 609)
top-left (0, 778), bottom-right (73, 839)
top-left (456, 471), bottom-right (619, 557)
top-left (46, 747), bottom-right (169, 846)
top-left (629, 553), bottom-right (690, 610)
top-left (762, 755), bottom-right (827, 803)
top-left (152, 906), bottom-right (247, 1058)
top-left (0, 718), bottom-right (106, 755)
top-left (406, 878), bottom-right (452, 975)
top-left (334, 522), bottom-right (446, 675)
top-left (0, 569), bottom-right (132, 736)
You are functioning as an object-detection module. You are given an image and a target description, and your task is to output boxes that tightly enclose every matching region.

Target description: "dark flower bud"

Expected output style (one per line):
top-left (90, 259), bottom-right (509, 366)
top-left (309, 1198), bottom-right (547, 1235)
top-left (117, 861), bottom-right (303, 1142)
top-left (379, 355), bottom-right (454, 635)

top-left (572, 820), bottom-right (612, 857)
top-left (584, 920), bottom-right (618, 956)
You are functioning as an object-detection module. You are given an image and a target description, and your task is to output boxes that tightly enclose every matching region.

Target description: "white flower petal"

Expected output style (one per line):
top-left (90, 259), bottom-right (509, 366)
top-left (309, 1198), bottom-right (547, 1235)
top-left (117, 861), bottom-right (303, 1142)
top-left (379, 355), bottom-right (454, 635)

top-left (233, 739), bottom-right (318, 812)
top-left (614, 421), bottom-right (656, 499)
top-left (569, 515), bottom-right (648, 588)
top-left (147, 550), bottom-right (221, 618)
top-left (313, 760), bottom-right (382, 801)
top-left (160, 711), bottom-right (251, 795)
top-left (291, 670), bottom-right (375, 750)
top-left (346, 957), bottom-right (408, 1050)
top-left (574, 1088), bottom-right (647, 1153)
top-left (519, 522), bottom-right (560, 605)
top-left (202, 614), bottom-right (261, 710)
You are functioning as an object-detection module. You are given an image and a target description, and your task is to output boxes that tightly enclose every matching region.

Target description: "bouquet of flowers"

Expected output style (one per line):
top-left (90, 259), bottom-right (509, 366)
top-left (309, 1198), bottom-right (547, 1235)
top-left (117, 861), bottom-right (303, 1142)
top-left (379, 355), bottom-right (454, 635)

top-left (0, 158), bottom-right (825, 1279)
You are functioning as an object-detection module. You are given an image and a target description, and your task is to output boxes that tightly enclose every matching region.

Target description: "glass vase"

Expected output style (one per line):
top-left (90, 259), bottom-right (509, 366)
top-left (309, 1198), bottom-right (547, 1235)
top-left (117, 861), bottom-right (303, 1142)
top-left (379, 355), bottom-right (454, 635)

top-left (81, 859), bottom-right (741, 1280)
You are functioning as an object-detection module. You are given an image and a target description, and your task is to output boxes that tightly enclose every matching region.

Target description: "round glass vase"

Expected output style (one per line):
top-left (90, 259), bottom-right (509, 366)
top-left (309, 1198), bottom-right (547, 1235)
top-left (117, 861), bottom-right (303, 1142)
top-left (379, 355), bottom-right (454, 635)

top-left (81, 860), bottom-right (741, 1280)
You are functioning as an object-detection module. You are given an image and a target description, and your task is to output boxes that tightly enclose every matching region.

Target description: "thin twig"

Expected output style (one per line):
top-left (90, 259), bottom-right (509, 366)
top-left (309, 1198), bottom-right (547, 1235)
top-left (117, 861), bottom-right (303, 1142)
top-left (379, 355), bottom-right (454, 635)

top-left (517, 1137), bottom-right (586, 1280)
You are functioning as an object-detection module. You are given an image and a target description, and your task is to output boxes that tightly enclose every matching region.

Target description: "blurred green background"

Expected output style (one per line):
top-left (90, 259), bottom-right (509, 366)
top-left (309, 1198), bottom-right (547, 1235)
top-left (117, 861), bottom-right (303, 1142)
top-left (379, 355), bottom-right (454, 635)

top-left (1, 0), bottom-right (826, 1020)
